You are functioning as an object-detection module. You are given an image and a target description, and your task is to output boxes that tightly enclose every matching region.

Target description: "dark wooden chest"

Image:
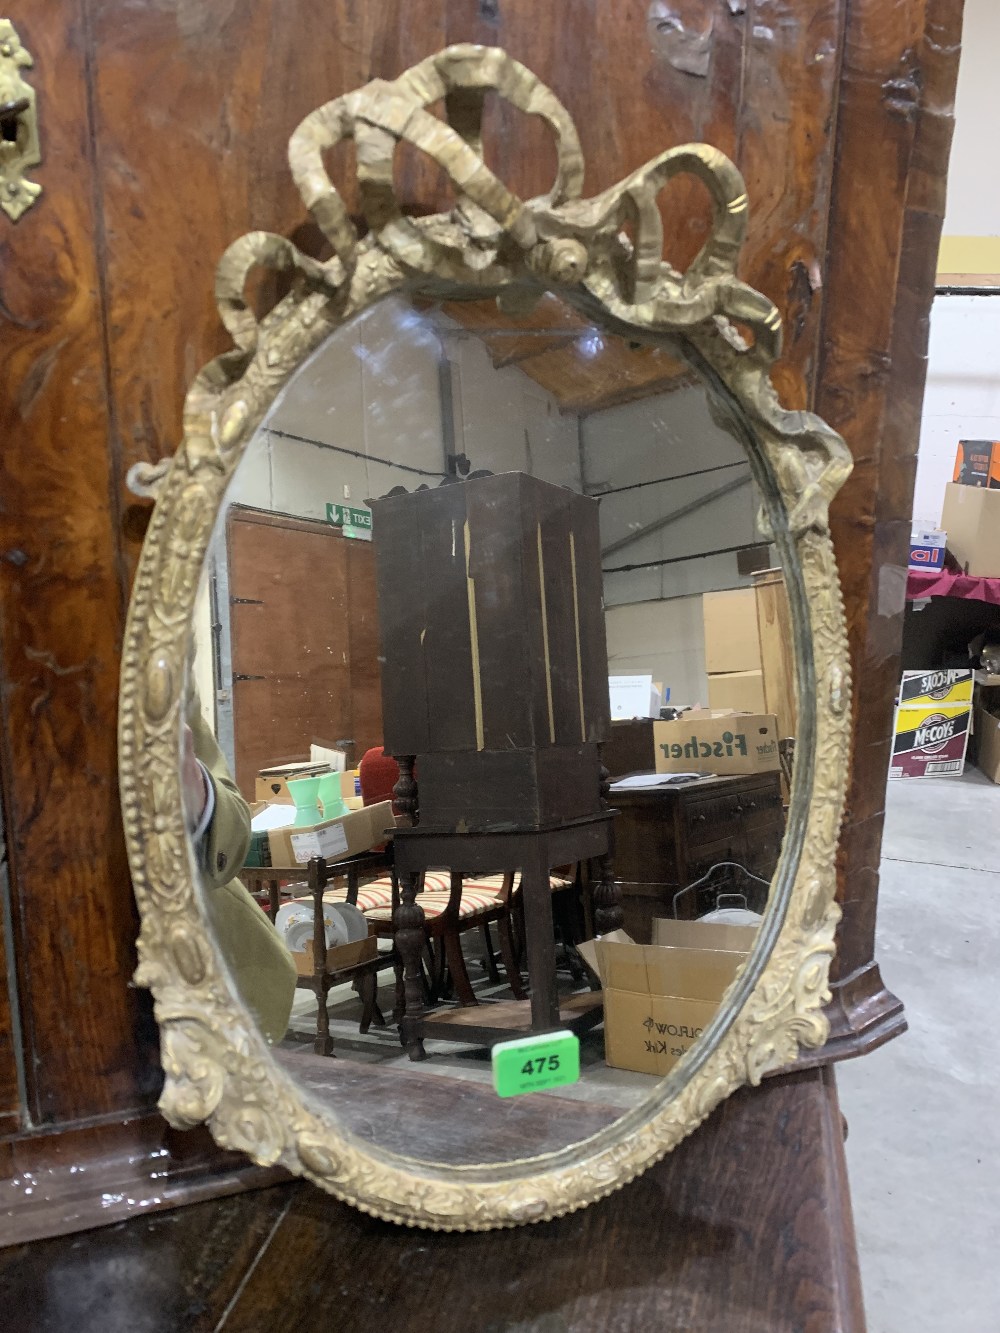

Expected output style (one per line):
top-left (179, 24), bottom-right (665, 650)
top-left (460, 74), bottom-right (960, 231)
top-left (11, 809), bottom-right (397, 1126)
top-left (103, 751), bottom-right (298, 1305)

top-left (610, 772), bottom-right (785, 938)
top-left (371, 473), bottom-right (611, 828)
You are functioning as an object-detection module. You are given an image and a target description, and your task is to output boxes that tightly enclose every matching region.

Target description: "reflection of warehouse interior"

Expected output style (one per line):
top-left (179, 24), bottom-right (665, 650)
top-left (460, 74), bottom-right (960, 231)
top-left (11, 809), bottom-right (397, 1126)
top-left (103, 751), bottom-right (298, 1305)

top-left (195, 296), bottom-right (781, 789)
top-left (191, 294), bottom-right (798, 1102)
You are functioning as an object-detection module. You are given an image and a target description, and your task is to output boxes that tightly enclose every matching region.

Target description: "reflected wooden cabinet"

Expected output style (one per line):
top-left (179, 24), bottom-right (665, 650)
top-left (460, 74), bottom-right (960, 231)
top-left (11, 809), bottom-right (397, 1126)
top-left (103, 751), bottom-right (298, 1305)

top-left (612, 773), bottom-right (785, 940)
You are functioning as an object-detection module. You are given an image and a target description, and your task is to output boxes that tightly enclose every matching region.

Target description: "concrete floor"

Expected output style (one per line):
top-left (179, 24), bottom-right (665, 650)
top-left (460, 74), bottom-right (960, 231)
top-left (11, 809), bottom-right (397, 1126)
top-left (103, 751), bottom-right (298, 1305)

top-left (838, 769), bottom-right (1000, 1333)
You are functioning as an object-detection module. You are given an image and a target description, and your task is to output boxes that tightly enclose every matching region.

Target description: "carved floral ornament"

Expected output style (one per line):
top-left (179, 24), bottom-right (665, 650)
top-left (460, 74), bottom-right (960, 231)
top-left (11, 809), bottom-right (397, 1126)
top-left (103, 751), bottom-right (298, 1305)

top-left (119, 45), bottom-right (853, 1229)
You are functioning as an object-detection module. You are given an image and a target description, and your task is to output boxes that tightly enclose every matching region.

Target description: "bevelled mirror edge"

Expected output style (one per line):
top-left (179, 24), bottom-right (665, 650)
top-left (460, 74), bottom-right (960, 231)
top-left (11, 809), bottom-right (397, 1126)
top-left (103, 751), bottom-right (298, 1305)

top-left (118, 43), bottom-right (852, 1230)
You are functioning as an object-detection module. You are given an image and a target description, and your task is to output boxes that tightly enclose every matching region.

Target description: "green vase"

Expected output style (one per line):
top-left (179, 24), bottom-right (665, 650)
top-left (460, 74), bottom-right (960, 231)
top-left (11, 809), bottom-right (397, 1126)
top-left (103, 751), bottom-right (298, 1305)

top-left (317, 771), bottom-right (348, 821)
top-left (287, 775), bottom-right (323, 827)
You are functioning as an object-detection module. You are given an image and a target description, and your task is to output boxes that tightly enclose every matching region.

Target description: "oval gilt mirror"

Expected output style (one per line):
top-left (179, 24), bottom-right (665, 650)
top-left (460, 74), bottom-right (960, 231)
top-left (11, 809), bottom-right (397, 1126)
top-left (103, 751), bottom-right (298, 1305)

top-left (119, 45), bottom-right (853, 1230)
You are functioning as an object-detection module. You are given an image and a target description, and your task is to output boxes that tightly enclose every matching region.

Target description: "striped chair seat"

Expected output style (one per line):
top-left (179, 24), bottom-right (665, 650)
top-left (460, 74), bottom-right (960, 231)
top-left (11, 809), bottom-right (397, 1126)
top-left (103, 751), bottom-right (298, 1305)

top-left (290, 873), bottom-right (509, 920)
top-left (363, 873), bottom-right (508, 925)
top-left (287, 882), bottom-right (395, 915)
top-left (365, 889), bottom-right (499, 925)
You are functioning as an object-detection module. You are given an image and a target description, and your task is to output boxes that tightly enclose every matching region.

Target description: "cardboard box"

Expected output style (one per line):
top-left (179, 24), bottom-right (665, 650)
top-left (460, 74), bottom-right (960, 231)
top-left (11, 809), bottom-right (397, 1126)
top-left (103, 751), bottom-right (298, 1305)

top-left (256, 762), bottom-right (328, 805)
top-left (256, 766), bottom-right (360, 806)
top-left (889, 701), bottom-right (971, 779)
top-left (702, 589), bottom-right (762, 675)
top-left (940, 484), bottom-right (1000, 576)
top-left (899, 668), bottom-right (973, 708)
top-left (953, 439), bottom-right (1000, 488)
top-left (267, 800), bottom-right (395, 867)
top-left (578, 919), bottom-right (757, 1076)
top-left (654, 711), bottom-right (780, 776)
top-left (707, 669), bottom-right (766, 714)
top-left (290, 933), bottom-right (377, 979)
top-left (974, 690), bottom-right (1000, 784)
top-left (909, 523), bottom-right (947, 571)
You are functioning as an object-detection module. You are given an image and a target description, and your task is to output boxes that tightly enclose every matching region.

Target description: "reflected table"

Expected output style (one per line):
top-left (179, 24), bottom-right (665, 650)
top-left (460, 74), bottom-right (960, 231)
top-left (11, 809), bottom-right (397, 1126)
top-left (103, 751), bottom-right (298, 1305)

top-left (392, 812), bottom-right (619, 1060)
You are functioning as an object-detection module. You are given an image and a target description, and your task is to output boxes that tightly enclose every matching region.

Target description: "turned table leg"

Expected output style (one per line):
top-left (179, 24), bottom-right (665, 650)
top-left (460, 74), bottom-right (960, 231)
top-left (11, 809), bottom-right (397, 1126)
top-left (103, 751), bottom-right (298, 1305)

top-left (394, 871), bottom-right (427, 1061)
top-left (593, 850), bottom-right (624, 935)
top-left (314, 979), bottom-right (333, 1057)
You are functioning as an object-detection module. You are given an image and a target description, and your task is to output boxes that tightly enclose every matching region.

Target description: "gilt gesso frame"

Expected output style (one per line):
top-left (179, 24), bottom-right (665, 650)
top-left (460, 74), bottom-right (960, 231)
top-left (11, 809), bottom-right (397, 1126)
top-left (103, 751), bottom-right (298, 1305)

top-left (119, 45), bottom-right (853, 1230)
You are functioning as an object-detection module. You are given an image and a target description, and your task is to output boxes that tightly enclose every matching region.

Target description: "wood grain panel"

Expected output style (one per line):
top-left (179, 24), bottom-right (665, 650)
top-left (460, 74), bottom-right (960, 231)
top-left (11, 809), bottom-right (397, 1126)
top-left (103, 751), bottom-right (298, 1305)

top-left (0, 3), bottom-right (161, 1125)
top-left (0, 834), bottom-right (20, 1133)
top-left (227, 510), bottom-right (381, 794)
top-left (87, 0), bottom-right (448, 570)
top-left (820, 0), bottom-right (963, 1011)
top-left (446, 0), bottom-right (747, 276)
top-left (346, 541), bottom-right (384, 769)
top-left (737, 0), bottom-right (847, 409)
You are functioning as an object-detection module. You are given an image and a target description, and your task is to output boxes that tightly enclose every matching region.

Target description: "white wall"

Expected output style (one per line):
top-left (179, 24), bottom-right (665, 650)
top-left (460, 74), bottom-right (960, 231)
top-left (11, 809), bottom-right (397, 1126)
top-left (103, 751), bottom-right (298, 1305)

top-left (582, 382), bottom-right (761, 609)
top-left (445, 330), bottom-right (582, 488)
top-left (913, 296), bottom-right (1000, 523)
top-left (942, 0), bottom-right (1000, 239)
top-left (911, 0), bottom-right (1000, 527)
top-left (605, 596), bottom-right (707, 708)
top-left (581, 380), bottom-right (766, 704)
top-left (226, 297), bottom-right (580, 520)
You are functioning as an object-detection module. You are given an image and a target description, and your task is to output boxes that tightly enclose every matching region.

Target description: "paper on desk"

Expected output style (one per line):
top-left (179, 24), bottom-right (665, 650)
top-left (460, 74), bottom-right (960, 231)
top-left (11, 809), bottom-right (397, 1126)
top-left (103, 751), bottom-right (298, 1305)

top-left (609, 772), bottom-right (710, 790)
top-left (251, 804), bottom-right (297, 832)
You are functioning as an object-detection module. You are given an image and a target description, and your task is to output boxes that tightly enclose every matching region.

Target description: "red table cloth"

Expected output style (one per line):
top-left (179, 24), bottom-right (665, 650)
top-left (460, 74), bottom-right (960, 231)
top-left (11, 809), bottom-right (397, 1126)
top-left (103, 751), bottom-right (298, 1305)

top-left (906, 568), bottom-right (1000, 606)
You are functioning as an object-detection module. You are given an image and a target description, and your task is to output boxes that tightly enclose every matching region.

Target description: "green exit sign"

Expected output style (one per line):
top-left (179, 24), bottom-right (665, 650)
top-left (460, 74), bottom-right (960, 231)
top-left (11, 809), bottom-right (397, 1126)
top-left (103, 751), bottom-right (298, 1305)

top-left (326, 503), bottom-right (373, 540)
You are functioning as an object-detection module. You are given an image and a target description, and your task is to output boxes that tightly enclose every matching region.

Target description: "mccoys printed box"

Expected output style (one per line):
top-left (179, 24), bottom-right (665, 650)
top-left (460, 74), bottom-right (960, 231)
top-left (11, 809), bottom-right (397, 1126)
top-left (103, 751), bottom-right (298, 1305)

top-left (889, 670), bottom-right (973, 779)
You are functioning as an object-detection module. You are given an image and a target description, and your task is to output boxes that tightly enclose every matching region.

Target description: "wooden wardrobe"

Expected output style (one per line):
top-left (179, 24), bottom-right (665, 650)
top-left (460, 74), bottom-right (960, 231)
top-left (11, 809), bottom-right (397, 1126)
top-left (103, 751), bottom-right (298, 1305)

top-left (0, 0), bottom-right (963, 1256)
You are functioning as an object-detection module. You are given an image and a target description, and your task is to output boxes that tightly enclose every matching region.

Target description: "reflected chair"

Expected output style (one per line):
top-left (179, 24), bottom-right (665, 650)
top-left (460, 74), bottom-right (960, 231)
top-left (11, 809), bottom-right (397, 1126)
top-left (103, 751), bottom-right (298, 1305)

top-left (361, 869), bottom-right (526, 1007)
top-left (358, 746), bottom-right (525, 1002)
top-left (245, 850), bottom-right (397, 1055)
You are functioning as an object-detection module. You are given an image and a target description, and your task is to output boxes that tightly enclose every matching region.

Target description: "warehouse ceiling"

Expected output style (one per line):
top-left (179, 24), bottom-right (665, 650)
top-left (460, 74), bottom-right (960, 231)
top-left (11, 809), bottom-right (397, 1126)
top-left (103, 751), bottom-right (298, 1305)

top-left (432, 293), bottom-right (696, 415)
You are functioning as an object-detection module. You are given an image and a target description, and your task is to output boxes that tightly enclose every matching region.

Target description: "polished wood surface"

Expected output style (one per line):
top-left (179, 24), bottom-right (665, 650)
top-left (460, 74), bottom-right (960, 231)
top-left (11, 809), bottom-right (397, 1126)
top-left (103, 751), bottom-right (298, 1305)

top-left (0, 1068), bottom-right (866, 1332)
top-left (276, 1044), bottom-right (622, 1163)
top-left (0, 0), bottom-right (961, 1237)
top-left (0, 0), bottom-right (158, 1135)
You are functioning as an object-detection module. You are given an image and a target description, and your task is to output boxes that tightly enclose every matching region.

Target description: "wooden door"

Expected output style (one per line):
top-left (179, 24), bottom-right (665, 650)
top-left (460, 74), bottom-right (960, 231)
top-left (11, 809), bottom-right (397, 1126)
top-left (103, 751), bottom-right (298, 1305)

top-left (226, 509), bottom-right (382, 796)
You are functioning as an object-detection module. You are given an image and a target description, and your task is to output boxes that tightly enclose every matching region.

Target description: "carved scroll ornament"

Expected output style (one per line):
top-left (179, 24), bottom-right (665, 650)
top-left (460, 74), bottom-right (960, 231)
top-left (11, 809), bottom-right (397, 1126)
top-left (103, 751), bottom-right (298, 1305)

top-left (120, 44), bottom-right (852, 1230)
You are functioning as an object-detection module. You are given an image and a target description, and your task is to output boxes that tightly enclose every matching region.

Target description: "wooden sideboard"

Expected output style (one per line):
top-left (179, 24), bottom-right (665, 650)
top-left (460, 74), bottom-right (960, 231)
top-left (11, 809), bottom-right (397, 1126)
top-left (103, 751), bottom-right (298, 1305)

top-left (0, 1067), bottom-right (865, 1332)
top-left (611, 773), bottom-right (785, 939)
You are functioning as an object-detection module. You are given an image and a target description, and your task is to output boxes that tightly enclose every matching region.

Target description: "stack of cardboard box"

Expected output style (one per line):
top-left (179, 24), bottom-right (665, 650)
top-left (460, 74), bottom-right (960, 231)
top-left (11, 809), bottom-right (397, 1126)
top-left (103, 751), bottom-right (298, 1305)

top-left (941, 440), bottom-right (1000, 576)
top-left (889, 669), bottom-right (973, 780)
top-left (247, 763), bottom-right (394, 868)
top-left (703, 588), bottom-right (766, 714)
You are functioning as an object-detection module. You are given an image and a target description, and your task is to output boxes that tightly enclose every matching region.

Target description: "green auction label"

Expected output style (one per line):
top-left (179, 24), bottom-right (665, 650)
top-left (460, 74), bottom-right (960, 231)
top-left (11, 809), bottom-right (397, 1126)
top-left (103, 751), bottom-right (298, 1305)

top-left (491, 1030), bottom-right (580, 1098)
